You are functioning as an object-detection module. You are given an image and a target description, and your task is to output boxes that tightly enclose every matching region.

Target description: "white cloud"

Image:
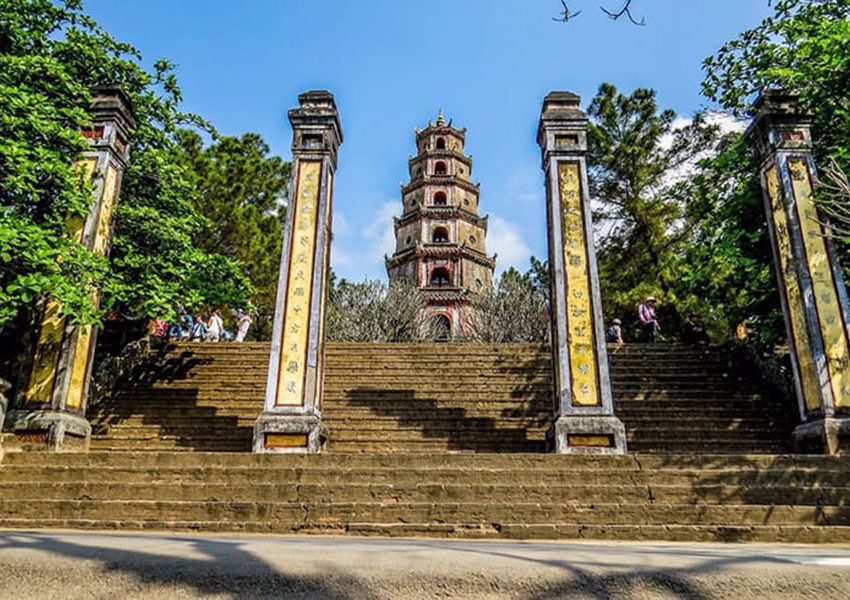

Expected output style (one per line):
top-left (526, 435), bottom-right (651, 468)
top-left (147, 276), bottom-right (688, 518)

top-left (329, 199), bottom-right (400, 281)
top-left (363, 200), bottom-right (399, 263)
top-left (332, 212), bottom-right (350, 236)
top-left (488, 215), bottom-right (532, 276)
top-left (330, 247), bottom-right (354, 270)
top-left (506, 166), bottom-right (544, 206)
top-left (660, 110), bottom-right (748, 187)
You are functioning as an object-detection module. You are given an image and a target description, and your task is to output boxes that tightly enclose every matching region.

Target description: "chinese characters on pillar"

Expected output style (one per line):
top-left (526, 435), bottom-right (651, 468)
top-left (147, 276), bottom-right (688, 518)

top-left (766, 166), bottom-right (821, 412)
top-left (789, 159), bottom-right (850, 405)
top-left (558, 162), bottom-right (600, 407)
top-left (275, 160), bottom-right (321, 406)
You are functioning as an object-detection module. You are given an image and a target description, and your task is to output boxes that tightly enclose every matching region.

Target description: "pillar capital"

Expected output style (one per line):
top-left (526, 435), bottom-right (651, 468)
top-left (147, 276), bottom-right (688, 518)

top-left (745, 91), bottom-right (814, 165)
top-left (537, 91), bottom-right (588, 165)
top-left (289, 90), bottom-right (343, 168)
top-left (85, 86), bottom-right (137, 167)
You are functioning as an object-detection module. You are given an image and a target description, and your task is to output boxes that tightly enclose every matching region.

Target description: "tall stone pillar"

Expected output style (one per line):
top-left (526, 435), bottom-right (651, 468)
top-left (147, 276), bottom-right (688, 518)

top-left (253, 91), bottom-right (342, 453)
top-left (746, 91), bottom-right (850, 454)
top-left (537, 92), bottom-right (626, 454)
top-left (8, 86), bottom-right (136, 451)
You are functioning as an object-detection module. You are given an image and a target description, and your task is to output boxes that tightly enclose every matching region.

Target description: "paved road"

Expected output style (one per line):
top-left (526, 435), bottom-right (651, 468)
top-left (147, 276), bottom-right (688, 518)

top-left (1, 531), bottom-right (850, 598)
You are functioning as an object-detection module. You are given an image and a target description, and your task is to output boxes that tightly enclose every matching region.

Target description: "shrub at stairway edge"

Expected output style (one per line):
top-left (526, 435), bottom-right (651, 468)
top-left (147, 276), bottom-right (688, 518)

top-left (87, 337), bottom-right (152, 412)
top-left (725, 341), bottom-right (797, 424)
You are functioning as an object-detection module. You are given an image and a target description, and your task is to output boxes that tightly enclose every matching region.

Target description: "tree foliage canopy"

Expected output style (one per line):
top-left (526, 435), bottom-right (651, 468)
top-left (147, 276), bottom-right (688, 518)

top-left (701, 0), bottom-right (850, 320)
top-left (0, 0), bottom-right (280, 332)
top-left (176, 130), bottom-right (290, 339)
top-left (587, 83), bottom-right (725, 336)
top-left (703, 0), bottom-right (850, 165)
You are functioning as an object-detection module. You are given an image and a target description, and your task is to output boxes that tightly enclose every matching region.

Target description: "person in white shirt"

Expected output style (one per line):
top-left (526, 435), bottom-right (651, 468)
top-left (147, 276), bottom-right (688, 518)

top-left (206, 309), bottom-right (224, 342)
top-left (235, 309), bottom-right (252, 342)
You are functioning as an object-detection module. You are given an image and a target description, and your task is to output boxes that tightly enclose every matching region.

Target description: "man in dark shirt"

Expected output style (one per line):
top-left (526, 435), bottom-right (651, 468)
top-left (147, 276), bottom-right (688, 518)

top-left (683, 312), bottom-right (710, 344)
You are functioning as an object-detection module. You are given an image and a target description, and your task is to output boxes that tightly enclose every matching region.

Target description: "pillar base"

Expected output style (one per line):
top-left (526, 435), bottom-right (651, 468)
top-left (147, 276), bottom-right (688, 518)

top-left (792, 417), bottom-right (850, 455)
top-left (252, 412), bottom-right (327, 454)
top-left (4, 409), bottom-right (91, 452)
top-left (549, 415), bottom-right (627, 455)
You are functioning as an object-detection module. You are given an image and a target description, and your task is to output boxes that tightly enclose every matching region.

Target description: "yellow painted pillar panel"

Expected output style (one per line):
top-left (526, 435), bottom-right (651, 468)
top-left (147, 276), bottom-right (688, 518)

top-left (746, 91), bottom-right (850, 453)
top-left (274, 160), bottom-right (321, 407)
top-left (558, 162), bottom-right (600, 408)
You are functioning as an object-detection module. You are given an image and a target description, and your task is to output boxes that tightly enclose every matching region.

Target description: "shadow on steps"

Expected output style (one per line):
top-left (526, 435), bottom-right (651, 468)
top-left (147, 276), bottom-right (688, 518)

top-left (89, 345), bottom-right (256, 452)
top-left (338, 388), bottom-right (548, 453)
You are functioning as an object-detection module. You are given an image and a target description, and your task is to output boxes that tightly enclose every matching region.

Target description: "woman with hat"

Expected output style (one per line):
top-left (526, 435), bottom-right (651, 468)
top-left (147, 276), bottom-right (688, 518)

top-left (638, 297), bottom-right (660, 343)
top-left (606, 318), bottom-right (624, 344)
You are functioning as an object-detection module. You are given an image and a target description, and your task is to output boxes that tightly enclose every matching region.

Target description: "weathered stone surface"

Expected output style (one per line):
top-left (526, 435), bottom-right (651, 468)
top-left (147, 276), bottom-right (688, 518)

top-left (85, 342), bottom-right (792, 455)
top-left (1, 451), bottom-right (849, 542)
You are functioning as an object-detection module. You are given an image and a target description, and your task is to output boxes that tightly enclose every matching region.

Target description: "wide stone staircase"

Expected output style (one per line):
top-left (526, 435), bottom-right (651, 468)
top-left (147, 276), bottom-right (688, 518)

top-left (2, 452), bottom-right (849, 542)
top-left (85, 342), bottom-right (793, 454)
top-left (3, 340), bottom-right (828, 543)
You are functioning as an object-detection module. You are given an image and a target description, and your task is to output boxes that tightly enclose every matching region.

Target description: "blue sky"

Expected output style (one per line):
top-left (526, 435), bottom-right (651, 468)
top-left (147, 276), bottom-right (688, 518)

top-left (85, 0), bottom-right (772, 281)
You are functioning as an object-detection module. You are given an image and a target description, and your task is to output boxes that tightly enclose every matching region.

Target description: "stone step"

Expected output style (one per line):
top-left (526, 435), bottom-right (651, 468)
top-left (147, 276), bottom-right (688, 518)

top-left (90, 420), bottom-right (787, 441)
top-left (623, 420), bottom-right (790, 432)
top-left (323, 440), bottom-right (787, 454)
top-left (94, 424), bottom-right (549, 439)
top-left (7, 451), bottom-right (838, 469)
top-left (94, 416), bottom-right (553, 431)
top-left (160, 341), bottom-right (736, 355)
top-left (3, 465), bottom-right (844, 487)
top-left (0, 518), bottom-right (838, 543)
top-left (113, 390), bottom-right (764, 402)
top-left (625, 427), bottom-right (786, 440)
top-left (627, 442), bottom-right (791, 454)
top-left (134, 373), bottom-right (745, 384)
top-left (0, 481), bottom-right (845, 505)
top-left (0, 498), bottom-right (845, 526)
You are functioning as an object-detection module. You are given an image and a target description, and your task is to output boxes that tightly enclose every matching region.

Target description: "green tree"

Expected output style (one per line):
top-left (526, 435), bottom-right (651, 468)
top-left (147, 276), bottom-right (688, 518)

top-left (176, 131), bottom-right (290, 340)
top-left (700, 0), bottom-right (850, 339)
top-left (703, 0), bottom-right (850, 165)
top-left (587, 82), bottom-right (719, 335)
top-left (667, 135), bottom-right (783, 342)
top-left (0, 0), bottom-right (254, 332)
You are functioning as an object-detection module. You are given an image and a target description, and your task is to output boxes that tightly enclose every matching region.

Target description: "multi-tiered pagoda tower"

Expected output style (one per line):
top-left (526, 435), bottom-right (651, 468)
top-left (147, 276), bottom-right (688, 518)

top-left (386, 111), bottom-right (496, 337)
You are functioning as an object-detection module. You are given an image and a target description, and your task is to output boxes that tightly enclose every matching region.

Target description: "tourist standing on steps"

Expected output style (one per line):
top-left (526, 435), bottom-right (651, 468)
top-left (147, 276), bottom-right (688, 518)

top-left (206, 308), bottom-right (224, 342)
top-left (683, 312), bottom-right (710, 344)
top-left (168, 303), bottom-right (192, 340)
top-left (234, 309), bottom-right (252, 342)
top-left (638, 297), bottom-right (660, 343)
top-left (149, 317), bottom-right (168, 339)
top-left (605, 318), bottom-right (624, 344)
top-left (190, 313), bottom-right (207, 341)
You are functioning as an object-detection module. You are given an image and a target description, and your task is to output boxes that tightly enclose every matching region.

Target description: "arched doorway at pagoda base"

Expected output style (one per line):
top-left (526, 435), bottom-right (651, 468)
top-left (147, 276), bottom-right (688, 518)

top-left (431, 315), bottom-right (451, 341)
